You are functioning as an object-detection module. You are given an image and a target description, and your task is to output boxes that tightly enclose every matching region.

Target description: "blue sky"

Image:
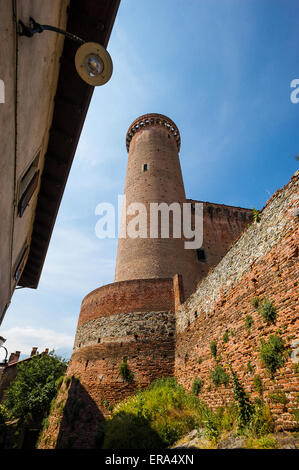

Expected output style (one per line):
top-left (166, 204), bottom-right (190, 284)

top-left (1, 0), bottom-right (298, 360)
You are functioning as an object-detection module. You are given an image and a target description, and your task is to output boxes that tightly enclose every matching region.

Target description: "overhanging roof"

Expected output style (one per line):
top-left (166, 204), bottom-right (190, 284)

top-left (18, 0), bottom-right (121, 288)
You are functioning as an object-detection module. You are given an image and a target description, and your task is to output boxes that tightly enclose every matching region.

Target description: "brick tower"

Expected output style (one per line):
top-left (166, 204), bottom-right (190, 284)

top-left (64, 113), bottom-right (253, 414)
top-left (66, 116), bottom-right (188, 417)
top-left (115, 113), bottom-right (199, 297)
top-left (38, 114), bottom-right (254, 448)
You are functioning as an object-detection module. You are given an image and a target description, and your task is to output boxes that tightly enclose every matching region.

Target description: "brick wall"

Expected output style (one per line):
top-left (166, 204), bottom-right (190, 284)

top-left (39, 172), bottom-right (298, 448)
top-left (68, 278), bottom-right (176, 410)
top-left (38, 278), bottom-right (178, 448)
top-left (175, 171), bottom-right (299, 430)
top-left (188, 200), bottom-right (253, 289)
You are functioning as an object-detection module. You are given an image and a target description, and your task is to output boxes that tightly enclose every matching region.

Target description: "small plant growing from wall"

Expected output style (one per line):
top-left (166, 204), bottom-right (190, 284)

top-left (253, 375), bottom-right (264, 396)
top-left (136, 385), bottom-right (144, 418)
top-left (230, 365), bottom-right (253, 431)
top-left (268, 391), bottom-right (289, 412)
top-left (252, 208), bottom-right (261, 223)
top-left (293, 408), bottom-right (299, 423)
top-left (197, 357), bottom-right (203, 365)
top-left (250, 297), bottom-right (260, 309)
top-left (210, 365), bottom-right (230, 387)
top-left (100, 399), bottom-right (114, 412)
top-left (210, 340), bottom-right (217, 360)
top-left (222, 331), bottom-right (229, 343)
top-left (191, 377), bottom-right (204, 395)
top-left (258, 299), bottom-right (277, 325)
top-left (247, 362), bottom-right (254, 374)
top-left (259, 335), bottom-right (286, 377)
top-left (64, 375), bottom-right (72, 389)
top-left (119, 357), bottom-right (134, 383)
top-left (245, 314), bottom-right (254, 331)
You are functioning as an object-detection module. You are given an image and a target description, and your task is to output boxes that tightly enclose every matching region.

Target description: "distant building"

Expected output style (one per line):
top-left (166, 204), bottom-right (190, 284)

top-left (0, 347), bottom-right (49, 402)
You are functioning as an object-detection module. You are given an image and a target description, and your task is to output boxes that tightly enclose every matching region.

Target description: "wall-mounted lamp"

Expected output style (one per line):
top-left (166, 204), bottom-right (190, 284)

top-left (18, 17), bottom-right (113, 86)
top-left (0, 336), bottom-right (8, 366)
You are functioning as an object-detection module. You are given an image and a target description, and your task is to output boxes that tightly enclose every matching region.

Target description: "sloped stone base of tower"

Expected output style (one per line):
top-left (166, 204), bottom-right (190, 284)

top-left (38, 277), bottom-right (181, 448)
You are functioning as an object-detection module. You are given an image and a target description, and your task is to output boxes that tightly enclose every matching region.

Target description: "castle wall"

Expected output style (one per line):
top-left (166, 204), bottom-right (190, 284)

top-left (67, 278), bottom-right (176, 410)
top-left (175, 172), bottom-right (299, 430)
top-left (189, 200), bottom-right (253, 287)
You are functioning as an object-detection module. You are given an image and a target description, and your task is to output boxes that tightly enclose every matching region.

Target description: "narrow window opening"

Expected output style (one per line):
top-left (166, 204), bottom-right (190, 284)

top-left (97, 338), bottom-right (101, 344)
top-left (13, 244), bottom-right (28, 281)
top-left (142, 163), bottom-right (148, 172)
top-left (196, 248), bottom-right (206, 262)
top-left (17, 151), bottom-right (40, 217)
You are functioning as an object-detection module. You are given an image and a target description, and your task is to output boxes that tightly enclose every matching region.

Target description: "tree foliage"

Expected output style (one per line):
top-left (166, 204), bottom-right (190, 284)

top-left (4, 351), bottom-right (67, 421)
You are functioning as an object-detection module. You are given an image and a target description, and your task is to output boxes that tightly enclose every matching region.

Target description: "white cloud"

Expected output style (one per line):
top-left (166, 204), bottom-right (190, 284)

top-left (0, 326), bottom-right (74, 358)
top-left (40, 225), bottom-right (116, 296)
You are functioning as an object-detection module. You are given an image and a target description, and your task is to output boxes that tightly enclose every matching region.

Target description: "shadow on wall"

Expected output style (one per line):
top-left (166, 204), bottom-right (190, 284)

top-left (55, 378), bottom-right (105, 449)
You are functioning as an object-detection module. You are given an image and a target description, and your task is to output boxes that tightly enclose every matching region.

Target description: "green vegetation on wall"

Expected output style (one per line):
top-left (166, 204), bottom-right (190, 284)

top-left (253, 375), bottom-right (264, 396)
top-left (119, 357), bottom-right (134, 383)
top-left (101, 377), bottom-right (275, 449)
top-left (191, 377), bottom-right (204, 395)
top-left (210, 340), bottom-right (217, 360)
top-left (245, 315), bottom-right (254, 331)
top-left (230, 366), bottom-right (253, 431)
top-left (258, 299), bottom-right (277, 325)
top-left (259, 335), bottom-right (286, 377)
top-left (210, 365), bottom-right (230, 387)
top-left (250, 296), bottom-right (277, 324)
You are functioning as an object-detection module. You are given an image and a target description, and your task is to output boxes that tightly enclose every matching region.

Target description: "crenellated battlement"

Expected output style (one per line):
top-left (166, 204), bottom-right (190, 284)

top-left (126, 113), bottom-right (181, 152)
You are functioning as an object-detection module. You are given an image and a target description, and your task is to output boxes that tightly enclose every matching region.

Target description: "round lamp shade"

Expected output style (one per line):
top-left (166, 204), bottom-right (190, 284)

top-left (75, 42), bottom-right (113, 86)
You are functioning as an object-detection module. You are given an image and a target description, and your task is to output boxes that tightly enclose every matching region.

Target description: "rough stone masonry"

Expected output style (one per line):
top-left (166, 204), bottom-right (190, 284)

top-left (37, 115), bottom-right (298, 448)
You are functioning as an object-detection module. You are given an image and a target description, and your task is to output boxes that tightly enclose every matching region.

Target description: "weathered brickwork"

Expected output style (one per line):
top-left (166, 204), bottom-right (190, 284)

top-left (115, 114), bottom-right (252, 298)
top-left (38, 112), bottom-right (298, 449)
top-left (69, 278), bottom-right (176, 409)
top-left (175, 172), bottom-right (299, 431)
top-left (78, 278), bottom-right (175, 326)
top-left (189, 200), bottom-right (253, 288)
top-left (39, 278), bottom-right (177, 448)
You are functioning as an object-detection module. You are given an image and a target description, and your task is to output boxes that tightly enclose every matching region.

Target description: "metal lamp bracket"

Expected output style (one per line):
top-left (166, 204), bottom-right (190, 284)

top-left (17, 17), bottom-right (113, 86)
top-left (18, 17), bottom-right (85, 44)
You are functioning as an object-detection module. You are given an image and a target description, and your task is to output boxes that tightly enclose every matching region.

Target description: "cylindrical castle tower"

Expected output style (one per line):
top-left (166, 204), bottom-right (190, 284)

top-left (115, 113), bottom-right (198, 297)
top-left (39, 114), bottom-right (198, 449)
